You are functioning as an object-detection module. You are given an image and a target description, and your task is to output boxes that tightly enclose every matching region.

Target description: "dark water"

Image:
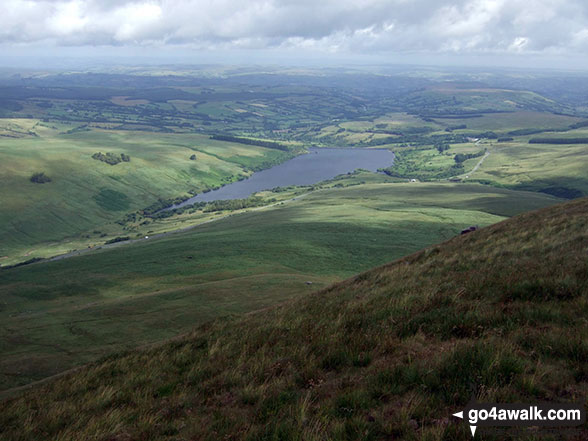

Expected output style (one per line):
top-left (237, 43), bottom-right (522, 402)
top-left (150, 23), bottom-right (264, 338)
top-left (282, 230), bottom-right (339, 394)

top-left (171, 147), bottom-right (394, 208)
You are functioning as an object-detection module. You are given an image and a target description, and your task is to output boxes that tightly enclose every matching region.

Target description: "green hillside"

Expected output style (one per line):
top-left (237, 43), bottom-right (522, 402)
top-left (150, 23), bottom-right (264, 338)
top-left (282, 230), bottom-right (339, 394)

top-left (0, 120), bottom-right (293, 263)
top-left (1, 197), bottom-right (586, 440)
top-left (0, 181), bottom-right (560, 392)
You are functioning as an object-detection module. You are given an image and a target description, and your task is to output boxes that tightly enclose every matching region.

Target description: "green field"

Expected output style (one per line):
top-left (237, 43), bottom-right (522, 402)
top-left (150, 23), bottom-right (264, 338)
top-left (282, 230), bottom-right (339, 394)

top-left (0, 119), bottom-right (293, 264)
top-left (0, 182), bottom-right (561, 392)
top-left (465, 140), bottom-right (588, 196)
top-left (378, 120), bottom-right (588, 197)
top-left (434, 110), bottom-right (581, 132)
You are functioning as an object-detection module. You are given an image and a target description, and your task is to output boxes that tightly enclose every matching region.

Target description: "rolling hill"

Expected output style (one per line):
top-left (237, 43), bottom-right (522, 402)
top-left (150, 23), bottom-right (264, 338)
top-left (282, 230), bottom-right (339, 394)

top-left (0, 181), bottom-right (560, 392)
top-left (1, 197), bottom-right (586, 440)
top-left (0, 121), bottom-right (295, 264)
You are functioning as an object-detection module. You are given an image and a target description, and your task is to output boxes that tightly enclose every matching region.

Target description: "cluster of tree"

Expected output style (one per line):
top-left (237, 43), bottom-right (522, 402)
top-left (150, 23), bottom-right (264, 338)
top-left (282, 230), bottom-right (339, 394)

top-left (30, 172), bottom-right (52, 183)
top-left (148, 208), bottom-right (179, 220)
top-left (380, 148), bottom-right (466, 181)
top-left (497, 137), bottom-right (514, 142)
top-left (1, 257), bottom-right (45, 270)
top-left (141, 195), bottom-right (193, 216)
top-left (201, 196), bottom-right (273, 212)
top-left (568, 120), bottom-right (588, 129)
top-left (189, 154), bottom-right (197, 160)
top-left (210, 134), bottom-right (291, 151)
top-left (422, 113), bottom-right (485, 119)
top-left (104, 236), bottom-right (130, 244)
top-left (116, 212), bottom-right (140, 226)
top-left (382, 163), bottom-right (465, 181)
top-left (507, 128), bottom-right (547, 136)
top-left (362, 132), bottom-right (468, 148)
top-left (454, 150), bottom-right (485, 164)
top-left (240, 151), bottom-right (298, 174)
top-left (473, 131), bottom-right (498, 139)
top-left (529, 137), bottom-right (588, 144)
top-left (414, 109), bottom-right (508, 119)
top-left (369, 126), bottom-right (434, 137)
top-left (436, 143), bottom-right (450, 153)
top-left (149, 196), bottom-right (276, 220)
top-left (92, 152), bottom-right (131, 165)
top-left (444, 124), bottom-right (467, 132)
top-left (63, 124), bottom-right (91, 135)
top-left (269, 186), bottom-right (296, 193)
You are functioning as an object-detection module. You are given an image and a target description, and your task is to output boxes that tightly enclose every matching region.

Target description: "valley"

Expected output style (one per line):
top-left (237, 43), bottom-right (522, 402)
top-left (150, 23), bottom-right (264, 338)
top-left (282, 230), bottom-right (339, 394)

top-left (2, 193), bottom-right (586, 440)
top-left (1, 65), bottom-right (587, 440)
top-left (1, 69), bottom-right (587, 268)
top-left (1, 180), bottom-right (561, 391)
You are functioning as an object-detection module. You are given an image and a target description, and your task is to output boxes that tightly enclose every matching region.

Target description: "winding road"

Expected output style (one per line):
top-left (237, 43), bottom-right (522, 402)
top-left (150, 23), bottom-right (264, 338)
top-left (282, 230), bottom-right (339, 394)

top-left (469, 151), bottom-right (490, 174)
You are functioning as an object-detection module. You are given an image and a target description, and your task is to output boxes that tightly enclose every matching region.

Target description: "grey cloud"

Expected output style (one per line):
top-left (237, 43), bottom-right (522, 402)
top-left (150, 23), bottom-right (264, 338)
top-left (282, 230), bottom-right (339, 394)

top-left (2, 0), bottom-right (588, 56)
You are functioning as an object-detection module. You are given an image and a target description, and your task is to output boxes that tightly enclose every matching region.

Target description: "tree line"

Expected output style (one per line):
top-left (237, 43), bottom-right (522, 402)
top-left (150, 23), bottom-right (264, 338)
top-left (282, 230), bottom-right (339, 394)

top-left (92, 152), bottom-right (131, 165)
top-left (210, 134), bottom-right (291, 151)
top-left (529, 137), bottom-right (588, 144)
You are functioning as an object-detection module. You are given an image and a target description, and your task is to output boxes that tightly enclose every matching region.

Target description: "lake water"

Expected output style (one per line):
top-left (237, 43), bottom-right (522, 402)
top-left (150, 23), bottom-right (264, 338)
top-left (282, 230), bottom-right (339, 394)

top-left (170, 147), bottom-right (394, 208)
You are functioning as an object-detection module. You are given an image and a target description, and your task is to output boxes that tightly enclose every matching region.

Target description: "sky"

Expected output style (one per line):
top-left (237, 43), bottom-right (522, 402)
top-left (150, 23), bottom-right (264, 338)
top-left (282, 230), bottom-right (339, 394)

top-left (2, 0), bottom-right (588, 69)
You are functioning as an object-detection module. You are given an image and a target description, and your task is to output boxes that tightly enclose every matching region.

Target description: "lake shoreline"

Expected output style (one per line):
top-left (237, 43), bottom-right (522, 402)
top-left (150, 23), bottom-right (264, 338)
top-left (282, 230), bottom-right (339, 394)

top-left (166, 147), bottom-right (395, 210)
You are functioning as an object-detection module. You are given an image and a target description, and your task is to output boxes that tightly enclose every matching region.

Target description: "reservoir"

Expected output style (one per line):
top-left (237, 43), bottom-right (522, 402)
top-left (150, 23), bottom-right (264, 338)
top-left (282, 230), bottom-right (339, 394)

top-left (171, 147), bottom-right (394, 208)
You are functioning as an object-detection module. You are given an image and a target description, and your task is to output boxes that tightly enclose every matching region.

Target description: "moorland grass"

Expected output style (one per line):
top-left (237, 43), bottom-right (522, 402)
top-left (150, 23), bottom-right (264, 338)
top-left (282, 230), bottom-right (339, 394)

top-left (1, 197), bottom-right (586, 440)
top-left (0, 183), bottom-right (560, 391)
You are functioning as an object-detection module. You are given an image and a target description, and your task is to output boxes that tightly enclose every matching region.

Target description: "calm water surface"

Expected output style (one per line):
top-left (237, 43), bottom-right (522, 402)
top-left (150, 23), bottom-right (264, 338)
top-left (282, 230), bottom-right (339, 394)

top-left (171, 147), bottom-right (394, 208)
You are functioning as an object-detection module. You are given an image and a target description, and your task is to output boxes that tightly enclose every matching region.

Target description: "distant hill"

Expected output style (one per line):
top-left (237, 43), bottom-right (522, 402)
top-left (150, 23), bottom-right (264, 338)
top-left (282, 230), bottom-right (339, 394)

top-left (1, 198), bottom-right (587, 441)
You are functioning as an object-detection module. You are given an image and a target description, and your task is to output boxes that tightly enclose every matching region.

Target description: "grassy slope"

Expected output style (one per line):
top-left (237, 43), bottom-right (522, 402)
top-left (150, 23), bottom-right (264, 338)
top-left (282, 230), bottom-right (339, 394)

top-left (469, 140), bottom-right (588, 195)
top-left (0, 183), bottom-right (560, 391)
top-left (0, 120), bottom-right (287, 262)
top-left (1, 197), bottom-right (586, 441)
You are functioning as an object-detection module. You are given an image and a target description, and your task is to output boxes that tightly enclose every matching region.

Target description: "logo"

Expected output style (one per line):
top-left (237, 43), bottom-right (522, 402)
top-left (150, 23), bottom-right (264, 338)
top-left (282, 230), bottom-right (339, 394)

top-left (452, 399), bottom-right (585, 437)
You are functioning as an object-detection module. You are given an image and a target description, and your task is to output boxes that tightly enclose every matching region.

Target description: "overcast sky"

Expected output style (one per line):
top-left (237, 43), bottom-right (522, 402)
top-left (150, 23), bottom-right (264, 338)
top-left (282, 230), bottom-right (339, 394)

top-left (2, 0), bottom-right (588, 69)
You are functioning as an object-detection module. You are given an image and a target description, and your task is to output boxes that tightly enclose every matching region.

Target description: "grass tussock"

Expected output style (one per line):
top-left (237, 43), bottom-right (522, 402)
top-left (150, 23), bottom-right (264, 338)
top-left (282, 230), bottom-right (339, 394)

top-left (1, 198), bottom-right (588, 440)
